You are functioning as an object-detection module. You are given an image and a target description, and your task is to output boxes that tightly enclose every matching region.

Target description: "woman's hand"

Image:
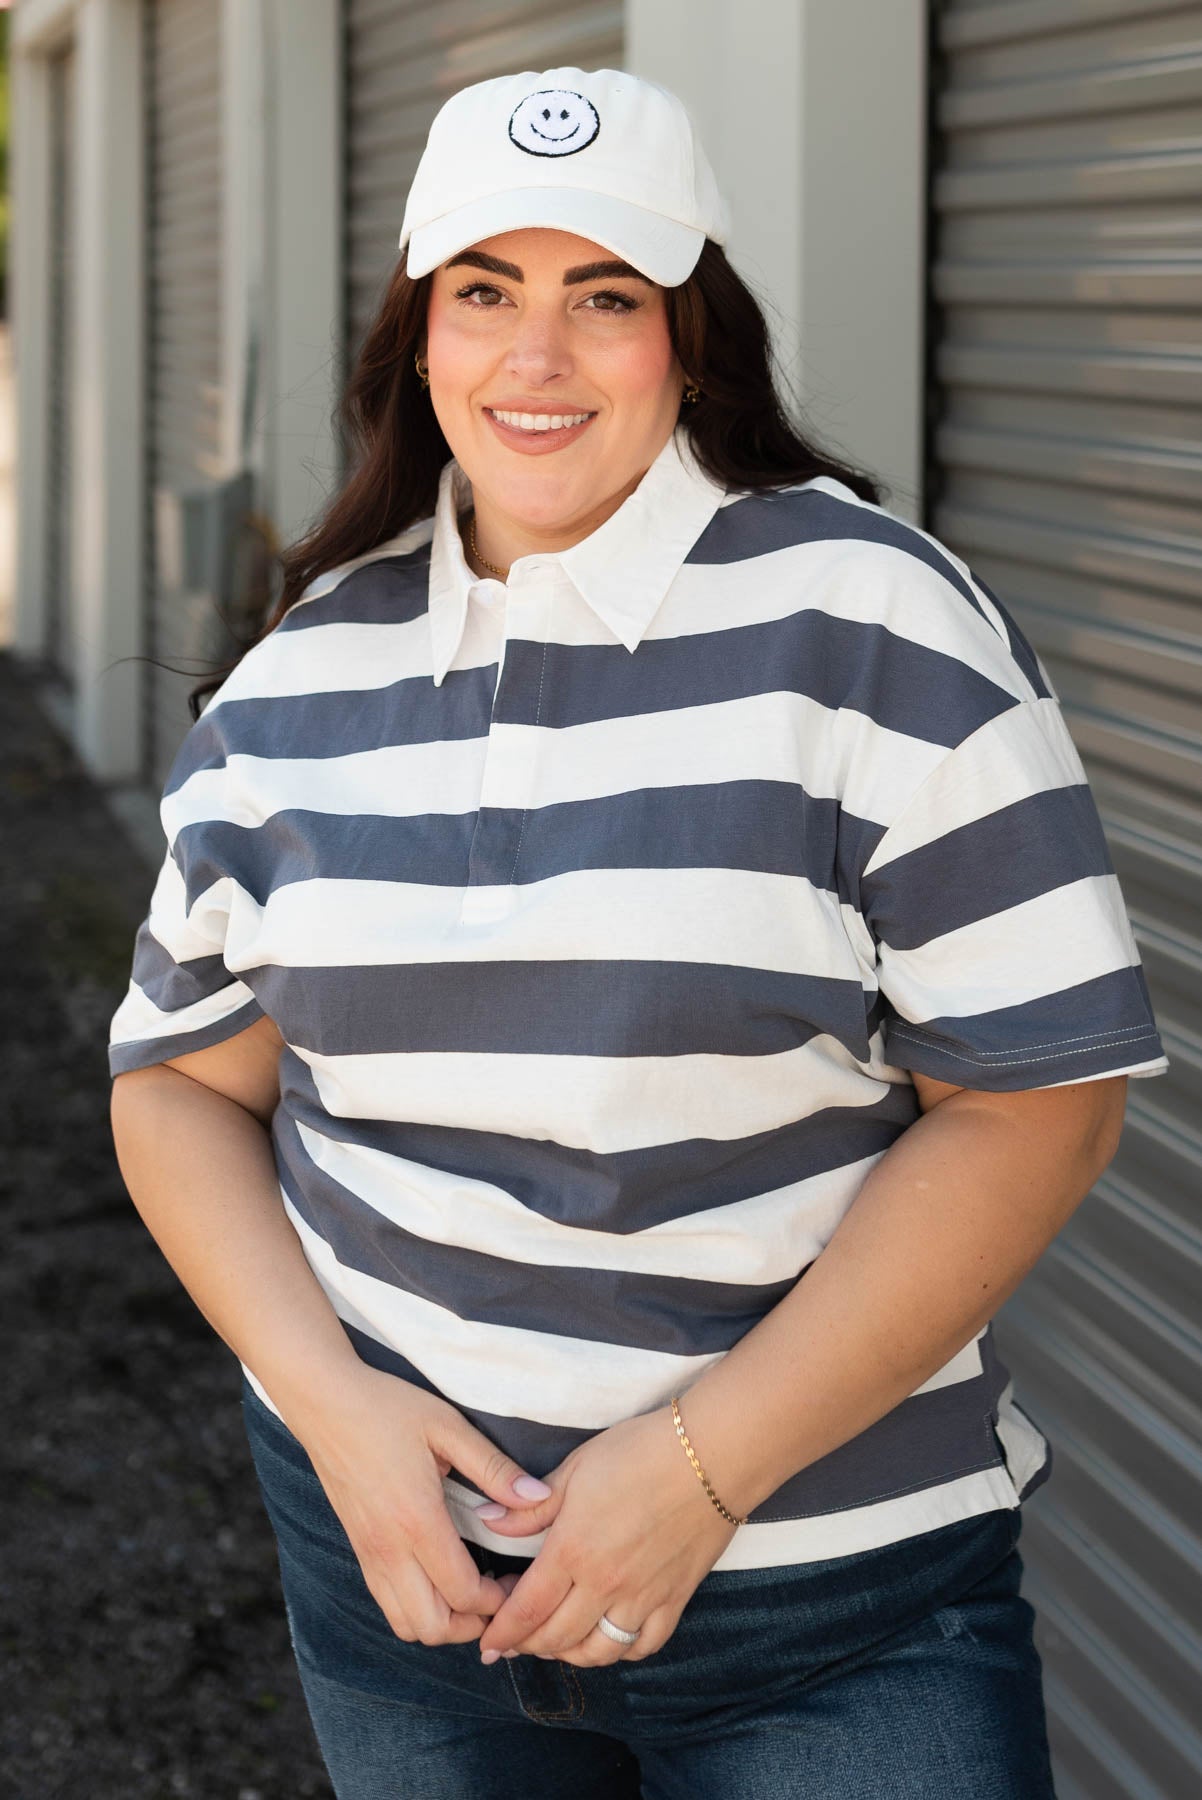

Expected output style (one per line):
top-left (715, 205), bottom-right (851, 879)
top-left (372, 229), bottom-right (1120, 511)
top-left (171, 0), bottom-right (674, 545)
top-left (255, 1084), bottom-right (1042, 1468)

top-left (292, 1363), bottom-right (555, 1646)
top-left (471, 1404), bottom-right (740, 1667)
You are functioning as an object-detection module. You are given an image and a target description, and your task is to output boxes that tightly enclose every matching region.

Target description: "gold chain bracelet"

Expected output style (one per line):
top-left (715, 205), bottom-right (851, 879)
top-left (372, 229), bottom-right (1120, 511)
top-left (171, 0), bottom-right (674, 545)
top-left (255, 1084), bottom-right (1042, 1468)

top-left (671, 1396), bottom-right (748, 1527)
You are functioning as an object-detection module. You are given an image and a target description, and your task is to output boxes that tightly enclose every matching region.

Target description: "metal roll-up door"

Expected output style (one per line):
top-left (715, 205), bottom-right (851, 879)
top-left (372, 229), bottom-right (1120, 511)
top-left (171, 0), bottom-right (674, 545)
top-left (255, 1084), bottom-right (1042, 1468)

top-left (45, 43), bottom-right (77, 691)
top-left (927, 4), bottom-right (1202, 1795)
top-left (343, 0), bottom-right (624, 385)
top-left (144, 0), bottom-right (224, 792)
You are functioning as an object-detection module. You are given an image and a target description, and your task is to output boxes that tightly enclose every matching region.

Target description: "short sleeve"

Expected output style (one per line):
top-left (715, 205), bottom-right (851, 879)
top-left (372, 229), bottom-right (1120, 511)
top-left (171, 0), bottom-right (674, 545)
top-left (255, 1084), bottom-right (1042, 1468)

top-left (108, 711), bottom-right (264, 1078)
top-left (858, 696), bottom-right (1169, 1091)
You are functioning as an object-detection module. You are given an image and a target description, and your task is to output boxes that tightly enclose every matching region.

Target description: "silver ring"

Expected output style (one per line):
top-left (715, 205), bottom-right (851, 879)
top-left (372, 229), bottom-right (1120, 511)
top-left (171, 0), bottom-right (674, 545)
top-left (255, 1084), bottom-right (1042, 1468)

top-left (596, 1612), bottom-right (640, 1646)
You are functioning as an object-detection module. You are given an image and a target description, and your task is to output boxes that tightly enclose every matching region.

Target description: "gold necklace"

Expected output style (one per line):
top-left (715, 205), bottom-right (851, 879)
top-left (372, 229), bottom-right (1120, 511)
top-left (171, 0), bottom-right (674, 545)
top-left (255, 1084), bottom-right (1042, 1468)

top-left (468, 513), bottom-right (509, 579)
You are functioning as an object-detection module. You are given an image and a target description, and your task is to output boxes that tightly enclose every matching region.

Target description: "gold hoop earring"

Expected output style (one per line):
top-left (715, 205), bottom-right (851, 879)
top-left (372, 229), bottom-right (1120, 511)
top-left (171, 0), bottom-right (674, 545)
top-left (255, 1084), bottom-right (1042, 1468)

top-left (415, 352), bottom-right (430, 388)
top-left (682, 383), bottom-right (701, 404)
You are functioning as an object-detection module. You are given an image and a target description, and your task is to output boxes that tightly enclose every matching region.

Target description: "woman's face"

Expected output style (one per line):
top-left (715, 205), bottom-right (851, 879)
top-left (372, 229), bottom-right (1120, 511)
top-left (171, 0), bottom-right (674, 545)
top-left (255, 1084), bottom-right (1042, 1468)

top-left (423, 227), bottom-right (686, 544)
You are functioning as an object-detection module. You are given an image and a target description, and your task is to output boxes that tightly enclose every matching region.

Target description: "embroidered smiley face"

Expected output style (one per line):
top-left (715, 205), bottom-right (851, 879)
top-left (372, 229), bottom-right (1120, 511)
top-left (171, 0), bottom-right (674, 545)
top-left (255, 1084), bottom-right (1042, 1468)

top-left (508, 89), bottom-right (600, 158)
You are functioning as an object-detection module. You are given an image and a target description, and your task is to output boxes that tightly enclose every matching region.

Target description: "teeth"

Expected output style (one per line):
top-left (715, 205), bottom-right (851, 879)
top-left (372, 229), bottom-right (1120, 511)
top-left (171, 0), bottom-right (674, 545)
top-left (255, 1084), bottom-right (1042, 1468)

top-left (490, 409), bottom-right (591, 432)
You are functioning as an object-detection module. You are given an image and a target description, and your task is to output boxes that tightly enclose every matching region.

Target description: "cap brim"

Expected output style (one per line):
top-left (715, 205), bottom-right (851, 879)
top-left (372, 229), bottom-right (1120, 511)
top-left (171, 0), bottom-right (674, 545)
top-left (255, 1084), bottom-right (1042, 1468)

top-left (402, 186), bottom-right (705, 287)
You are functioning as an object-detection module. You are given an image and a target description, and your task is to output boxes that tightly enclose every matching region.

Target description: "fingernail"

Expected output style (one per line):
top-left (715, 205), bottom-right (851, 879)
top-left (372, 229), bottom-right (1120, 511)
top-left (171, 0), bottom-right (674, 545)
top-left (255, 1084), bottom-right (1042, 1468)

top-left (474, 1502), bottom-right (508, 1520)
top-left (480, 1648), bottom-right (500, 1666)
top-left (502, 1649), bottom-right (517, 1659)
top-left (513, 1475), bottom-right (552, 1499)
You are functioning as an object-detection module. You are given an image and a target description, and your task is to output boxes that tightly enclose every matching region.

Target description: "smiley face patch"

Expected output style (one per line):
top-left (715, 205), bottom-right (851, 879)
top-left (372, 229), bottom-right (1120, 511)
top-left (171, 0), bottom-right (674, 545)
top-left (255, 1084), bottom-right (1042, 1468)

top-left (508, 89), bottom-right (600, 157)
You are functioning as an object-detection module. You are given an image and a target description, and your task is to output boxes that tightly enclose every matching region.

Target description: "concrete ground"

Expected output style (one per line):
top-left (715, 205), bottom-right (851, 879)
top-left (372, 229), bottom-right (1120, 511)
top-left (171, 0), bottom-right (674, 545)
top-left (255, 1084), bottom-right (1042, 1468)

top-left (0, 649), bottom-right (331, 1798)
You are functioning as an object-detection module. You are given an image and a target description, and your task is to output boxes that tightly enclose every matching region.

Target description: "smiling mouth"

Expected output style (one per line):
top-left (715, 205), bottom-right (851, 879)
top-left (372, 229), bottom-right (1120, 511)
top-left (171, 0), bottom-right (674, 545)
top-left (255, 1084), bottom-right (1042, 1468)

top-left (531, 122), bottom-right (580, 142)
top-left (485, 407), bottom-right (596, 434)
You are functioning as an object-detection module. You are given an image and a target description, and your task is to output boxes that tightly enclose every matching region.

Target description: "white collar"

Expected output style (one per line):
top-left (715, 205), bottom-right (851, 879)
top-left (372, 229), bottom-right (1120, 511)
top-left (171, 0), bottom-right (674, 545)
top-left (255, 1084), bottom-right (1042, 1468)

top-left (427, 424), bottom-right (727, 687)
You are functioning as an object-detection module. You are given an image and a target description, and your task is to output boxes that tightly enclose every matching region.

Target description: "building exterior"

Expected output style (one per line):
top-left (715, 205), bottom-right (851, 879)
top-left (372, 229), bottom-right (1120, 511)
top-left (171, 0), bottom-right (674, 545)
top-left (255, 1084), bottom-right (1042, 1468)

top-left (9, 3), bottom-right (1201, 1791)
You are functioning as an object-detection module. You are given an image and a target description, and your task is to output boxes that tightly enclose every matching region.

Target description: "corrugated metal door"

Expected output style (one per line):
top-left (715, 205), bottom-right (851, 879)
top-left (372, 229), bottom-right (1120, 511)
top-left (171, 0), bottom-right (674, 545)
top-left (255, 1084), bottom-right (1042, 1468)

top-left (143, 0), bottom-right (224, 791)
top-left (927, 4), bottom-right (1202, 1795)
top-left (45, 43), bottom-right (77, 690)
top-left (342, 0), bottom-right (624, 385)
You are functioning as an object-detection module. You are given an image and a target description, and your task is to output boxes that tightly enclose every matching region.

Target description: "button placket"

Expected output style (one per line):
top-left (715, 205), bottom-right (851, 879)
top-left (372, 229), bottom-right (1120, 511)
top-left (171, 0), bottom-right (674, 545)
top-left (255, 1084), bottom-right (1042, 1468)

top-left (459, 577), bottom-right (552, 924)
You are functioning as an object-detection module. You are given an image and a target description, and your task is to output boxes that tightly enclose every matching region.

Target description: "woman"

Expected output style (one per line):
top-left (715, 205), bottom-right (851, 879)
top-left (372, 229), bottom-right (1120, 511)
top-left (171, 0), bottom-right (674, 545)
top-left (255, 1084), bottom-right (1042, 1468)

top-left (109, 66), bottom-right (1168, 1799)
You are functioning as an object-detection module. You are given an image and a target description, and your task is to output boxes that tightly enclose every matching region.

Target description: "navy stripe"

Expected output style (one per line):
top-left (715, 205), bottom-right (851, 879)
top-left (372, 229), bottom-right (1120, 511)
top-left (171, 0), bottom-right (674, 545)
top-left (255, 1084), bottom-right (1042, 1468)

top-left (275, 1112), bottom-right (803, 1355)
top-left (331, 1318), bottom-right (1011, 1520)
top-left (128, 920), bottom-right (232, 1013)
top-left (174, 784), bottom-right (886, 912)
top-left (863, 785), bottom-right (1115, 950)
top-left (687, 488), bottom-right (993, 630)
top-left (275, 546), bottom-right (434, 631)
top-left (279, 1048), bottom-right (918, 1234)
top-left (883, 965), bottom-right (1163, 1089)
top-left (493, 614), bottom-right (1019, 748)
top-left (172, 608), bottom-right (1020, 785)
top-left (181, 810), bottom-right (476, 906)
top-left (108, 993), bottom-right (264, 1077)
top-left (252, 958), bottom-right (873, 1060)
top-left (167, 664), bottom-right (498, 790)
top-left (968, 573), bottom-right (1053, 701)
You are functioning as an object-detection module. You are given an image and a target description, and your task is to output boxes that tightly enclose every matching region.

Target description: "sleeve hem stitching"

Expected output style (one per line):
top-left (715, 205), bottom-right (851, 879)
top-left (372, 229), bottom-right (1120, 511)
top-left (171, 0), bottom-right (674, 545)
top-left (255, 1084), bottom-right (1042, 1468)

top-left (888, 1023), bottom-right (1162, 1068)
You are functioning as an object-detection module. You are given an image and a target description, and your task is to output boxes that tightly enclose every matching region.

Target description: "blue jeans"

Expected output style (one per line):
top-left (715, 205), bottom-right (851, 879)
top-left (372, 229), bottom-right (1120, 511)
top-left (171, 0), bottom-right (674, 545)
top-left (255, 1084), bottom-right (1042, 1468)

top-left (241, 1376), bottom-right (1057, 1799)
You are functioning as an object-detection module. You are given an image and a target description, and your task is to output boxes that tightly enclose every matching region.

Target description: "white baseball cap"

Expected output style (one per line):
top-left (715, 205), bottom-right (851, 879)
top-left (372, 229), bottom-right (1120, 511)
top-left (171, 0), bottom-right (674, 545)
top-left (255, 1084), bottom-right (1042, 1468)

top-left (398, 67), bottom-right (730, 288)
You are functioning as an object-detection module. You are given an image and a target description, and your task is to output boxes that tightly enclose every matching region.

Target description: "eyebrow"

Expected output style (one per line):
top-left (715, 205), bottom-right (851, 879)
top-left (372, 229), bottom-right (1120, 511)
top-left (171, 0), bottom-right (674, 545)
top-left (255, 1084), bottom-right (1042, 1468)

top-left (443, 250), bottom-right (654, 287)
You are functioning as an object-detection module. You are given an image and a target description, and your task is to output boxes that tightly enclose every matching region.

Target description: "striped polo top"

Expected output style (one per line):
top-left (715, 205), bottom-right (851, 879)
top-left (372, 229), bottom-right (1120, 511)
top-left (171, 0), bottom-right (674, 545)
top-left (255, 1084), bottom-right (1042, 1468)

top-left (108, 423), bottom-right (1169, 1570)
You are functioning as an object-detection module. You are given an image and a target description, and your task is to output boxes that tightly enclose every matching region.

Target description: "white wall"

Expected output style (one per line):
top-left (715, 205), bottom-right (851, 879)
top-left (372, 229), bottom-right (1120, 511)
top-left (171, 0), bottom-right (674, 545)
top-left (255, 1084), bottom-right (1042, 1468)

top-left (10, 0), bottom-right (344, 789)
top-left (12, 0), bottom-right (145, 776)
top-left (9, 20), bottom-right (54, 660)
top-left (224, 0), bottom-right (342, 553)
top-left (73, 0), bottom-right (144, 774)
top-left (626, 0), bottom-right (928, 519)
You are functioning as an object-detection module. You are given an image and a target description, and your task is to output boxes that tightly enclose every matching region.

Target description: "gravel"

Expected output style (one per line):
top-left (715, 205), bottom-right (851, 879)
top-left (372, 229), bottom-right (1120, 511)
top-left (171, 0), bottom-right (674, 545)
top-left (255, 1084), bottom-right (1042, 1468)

top-left (0, 652), bottom-right (332, 1799)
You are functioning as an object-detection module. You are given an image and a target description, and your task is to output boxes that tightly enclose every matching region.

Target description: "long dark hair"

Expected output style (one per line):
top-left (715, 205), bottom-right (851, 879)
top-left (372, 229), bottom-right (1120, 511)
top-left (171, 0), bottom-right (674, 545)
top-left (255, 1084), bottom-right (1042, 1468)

top-left (187, 239), bottom-right (885, 718)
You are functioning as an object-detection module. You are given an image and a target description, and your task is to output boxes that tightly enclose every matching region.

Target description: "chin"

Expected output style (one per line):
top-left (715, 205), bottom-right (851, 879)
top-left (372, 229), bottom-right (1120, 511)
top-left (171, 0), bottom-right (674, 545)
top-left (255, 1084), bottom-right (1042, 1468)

top-left (488, 469), bottom-right (596, 528)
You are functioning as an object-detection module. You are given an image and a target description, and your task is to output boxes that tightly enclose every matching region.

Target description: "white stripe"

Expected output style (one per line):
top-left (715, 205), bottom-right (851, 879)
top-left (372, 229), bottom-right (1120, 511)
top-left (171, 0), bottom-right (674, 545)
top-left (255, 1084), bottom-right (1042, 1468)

top-left (295, 1035), bottom-right (883, 1152)
top-left (107, 972), bottom-right (259, 1048)
top-left (653, 540), bottom-right (1033, 691)
top-left (256, 1196), bottom-right (991, 1433)
top-left (213, 583), bottom-right (504, 697)
top-left (799, 481), bottom-right (1038, 698)
top-left (1033, 1055), bottom-right (1169, 1089)
top-left (447, 1465), bottom-right (1024, 1569)
top-left (862, 698), bottom-right (1086, 875)
top-left (144, 855), bottom-right (231, 961)
top-left (214, 613), bottom-right (435, 697)
top-left (879, 874), bottom-right (1142, 1026)
top-left (992, 1381), bottom-right (1051, 1498)
top-left (227, 866), bottom-right (866, 982)
top-left (279, 1199), bottom-right (726, 1426)
top-left (164, 691), bottom-right (946, 836)
top-left (295, 1118), bottom-right (887, 1285)
top-left (163, 737), bottom-right (491, 835)
top-left (495, 691), bottom-right (946, 822)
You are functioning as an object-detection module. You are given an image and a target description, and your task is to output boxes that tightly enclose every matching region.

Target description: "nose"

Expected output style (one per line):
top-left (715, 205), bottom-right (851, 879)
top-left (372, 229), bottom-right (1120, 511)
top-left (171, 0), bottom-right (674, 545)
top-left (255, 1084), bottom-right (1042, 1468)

top-left (502, 302), bottom-right (575, 390)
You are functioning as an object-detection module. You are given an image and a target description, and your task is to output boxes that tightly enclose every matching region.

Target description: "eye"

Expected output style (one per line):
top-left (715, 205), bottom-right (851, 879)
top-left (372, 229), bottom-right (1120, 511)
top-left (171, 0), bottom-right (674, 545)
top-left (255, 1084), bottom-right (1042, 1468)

top-left (453, 282), bottom-right (509, 308)
top-left (580, 290), bottom-right (641, 314)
